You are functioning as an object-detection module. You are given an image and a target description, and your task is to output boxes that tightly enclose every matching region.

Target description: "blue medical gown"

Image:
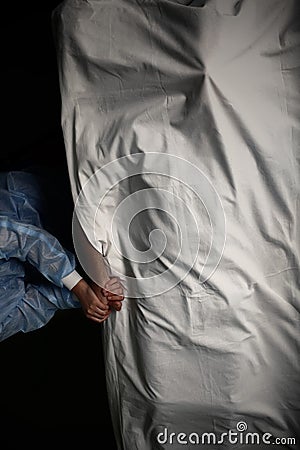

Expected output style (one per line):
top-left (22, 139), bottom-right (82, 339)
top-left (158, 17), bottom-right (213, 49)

top-left (0, 171), bottom-right (80, 342)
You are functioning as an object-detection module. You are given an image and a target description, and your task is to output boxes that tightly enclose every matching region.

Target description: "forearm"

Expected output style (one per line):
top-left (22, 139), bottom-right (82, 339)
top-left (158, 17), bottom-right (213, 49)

top-left (72, 213), bottom-right (111, 288)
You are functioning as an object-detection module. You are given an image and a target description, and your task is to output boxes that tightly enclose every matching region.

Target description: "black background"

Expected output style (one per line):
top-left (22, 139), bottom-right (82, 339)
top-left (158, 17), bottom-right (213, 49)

top-left (0, 2), bottom-right (117, 448)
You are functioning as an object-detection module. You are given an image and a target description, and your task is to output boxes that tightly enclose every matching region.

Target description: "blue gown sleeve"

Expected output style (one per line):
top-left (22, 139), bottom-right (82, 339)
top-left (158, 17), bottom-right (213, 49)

top-left (0, 215), bottom-right (76, 288)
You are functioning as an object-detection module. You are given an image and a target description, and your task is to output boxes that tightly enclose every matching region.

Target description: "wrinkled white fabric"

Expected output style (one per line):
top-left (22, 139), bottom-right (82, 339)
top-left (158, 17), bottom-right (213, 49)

top-left (53, 1), bottom-right (300, 448)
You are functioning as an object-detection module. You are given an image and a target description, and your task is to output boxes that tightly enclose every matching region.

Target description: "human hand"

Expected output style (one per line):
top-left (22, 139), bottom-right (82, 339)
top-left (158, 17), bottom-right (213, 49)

top-left (90, 277), bottom-right (125, 312)
top-left (102, 277), bottom-right (125, 311)
top-left (72, 279), bottom-right (111, 323)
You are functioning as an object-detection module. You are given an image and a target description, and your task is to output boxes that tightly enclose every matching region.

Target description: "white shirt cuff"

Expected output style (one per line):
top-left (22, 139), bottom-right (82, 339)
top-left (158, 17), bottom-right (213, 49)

top-left (61, 270), bottom-right (83, 291)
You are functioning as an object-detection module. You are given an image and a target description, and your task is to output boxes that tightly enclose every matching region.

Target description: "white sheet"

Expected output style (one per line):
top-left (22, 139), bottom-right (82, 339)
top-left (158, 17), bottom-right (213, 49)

top-left (53, 1), bottom-right (300, 448)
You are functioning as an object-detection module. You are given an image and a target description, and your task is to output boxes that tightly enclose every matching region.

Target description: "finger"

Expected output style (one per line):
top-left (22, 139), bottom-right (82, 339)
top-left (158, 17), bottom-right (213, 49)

top-left (107, 295), bottom-right (124, 301)
top-left (86, 314), bottom-right (109, 324)
top-left (87, 306), bottom-right (110, 318)
top-left (102, 288), bottom-right (123, 298)
top-left (95, 301), bottom-right (110, 310)
top-left (88, 307), bottom-right (109, 316)
top-left (109, 287), bottom-right (123, 296)
top-left (105, 279), bottom-right (124, 292)
top-left (108, 301), bottom-right (122, 311)
top-left (87, 310), bottom-right (111, 320)
top-left (109, 282), bottom-right (123, 293)
top-left (105, 282), bottom-right (123, 292)
top-left (94, 307), bottom-right (111, 318)
top-left (105, 277), bottom-right (121, 287)
top-left (94, 305), bottom-right (111, 316)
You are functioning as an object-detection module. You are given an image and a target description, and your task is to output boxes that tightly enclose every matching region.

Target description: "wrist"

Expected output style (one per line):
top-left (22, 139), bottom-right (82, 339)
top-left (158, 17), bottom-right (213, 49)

top-left (71, 278), bottom-right (87, 296)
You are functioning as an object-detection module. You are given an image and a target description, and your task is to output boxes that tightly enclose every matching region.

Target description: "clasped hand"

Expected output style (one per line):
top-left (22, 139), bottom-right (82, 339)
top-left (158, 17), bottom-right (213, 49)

top-left (72, 277), bottom-right (125, 323)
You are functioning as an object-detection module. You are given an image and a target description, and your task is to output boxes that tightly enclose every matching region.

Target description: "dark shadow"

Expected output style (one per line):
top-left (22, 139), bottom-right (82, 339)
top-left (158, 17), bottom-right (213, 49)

top-left (0, 1), bottom-right (117, 447)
